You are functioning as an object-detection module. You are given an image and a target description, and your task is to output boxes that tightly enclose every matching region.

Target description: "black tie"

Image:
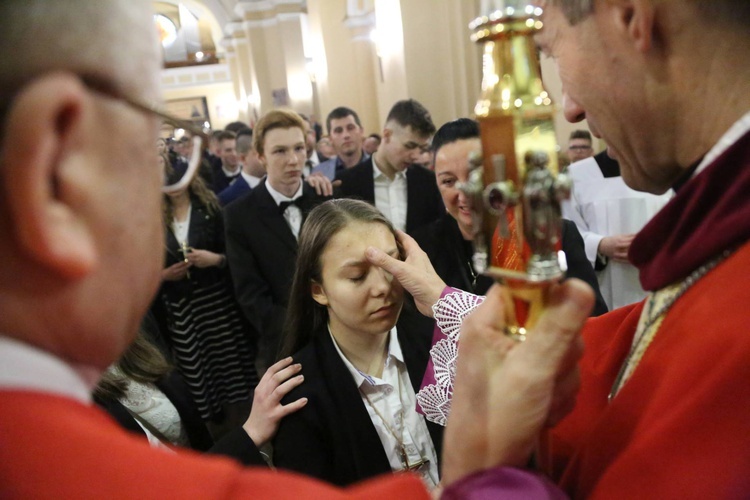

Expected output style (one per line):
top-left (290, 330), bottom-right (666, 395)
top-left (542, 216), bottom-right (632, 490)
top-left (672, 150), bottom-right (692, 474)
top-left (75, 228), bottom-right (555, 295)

top-left (279, 198), bottom-right (304, 214)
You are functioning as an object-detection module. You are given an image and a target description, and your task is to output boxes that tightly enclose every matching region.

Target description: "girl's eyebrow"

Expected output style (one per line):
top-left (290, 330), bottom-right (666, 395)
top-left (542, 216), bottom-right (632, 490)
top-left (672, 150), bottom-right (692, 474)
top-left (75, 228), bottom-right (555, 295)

top-left (340, 248), bottom-right (399, 267)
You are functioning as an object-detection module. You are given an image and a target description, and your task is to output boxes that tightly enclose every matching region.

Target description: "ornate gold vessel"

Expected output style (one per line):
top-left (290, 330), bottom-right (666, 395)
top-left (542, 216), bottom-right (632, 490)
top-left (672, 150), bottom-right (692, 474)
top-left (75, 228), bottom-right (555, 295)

top-left (462, 1), bottom-right (571, 339)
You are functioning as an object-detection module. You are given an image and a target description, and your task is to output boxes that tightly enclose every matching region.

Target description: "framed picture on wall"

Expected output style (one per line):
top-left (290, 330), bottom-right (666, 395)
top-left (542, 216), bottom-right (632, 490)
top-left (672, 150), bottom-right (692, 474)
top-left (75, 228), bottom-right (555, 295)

top-left (164, 96), bottom-right (211, 130)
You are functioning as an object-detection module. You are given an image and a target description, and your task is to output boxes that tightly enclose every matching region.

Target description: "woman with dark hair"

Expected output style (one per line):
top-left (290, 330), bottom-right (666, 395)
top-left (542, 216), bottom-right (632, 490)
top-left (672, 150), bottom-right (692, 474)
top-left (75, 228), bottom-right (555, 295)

top-left (158, 170), bottom-right (259, 433)
top-left (273, 199), bottom-right (441, 489)
top-left (411, 118), bottom-right (608, 315)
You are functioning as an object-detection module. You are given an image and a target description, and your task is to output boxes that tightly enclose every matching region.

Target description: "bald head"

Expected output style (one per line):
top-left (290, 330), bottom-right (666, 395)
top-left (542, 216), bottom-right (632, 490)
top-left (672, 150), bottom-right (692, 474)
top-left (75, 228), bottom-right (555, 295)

top-left (0, 1), bottom-right (160, 113)
top-left (0, 0), bottom-right (165, 367)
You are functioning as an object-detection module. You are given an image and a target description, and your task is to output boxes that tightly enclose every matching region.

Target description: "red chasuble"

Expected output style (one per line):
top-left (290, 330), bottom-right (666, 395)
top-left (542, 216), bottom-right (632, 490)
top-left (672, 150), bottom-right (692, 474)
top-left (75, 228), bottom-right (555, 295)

top-left (539, 130), bottom-right (750, 498)
top-left (0, 391), bottom-right (427, 499)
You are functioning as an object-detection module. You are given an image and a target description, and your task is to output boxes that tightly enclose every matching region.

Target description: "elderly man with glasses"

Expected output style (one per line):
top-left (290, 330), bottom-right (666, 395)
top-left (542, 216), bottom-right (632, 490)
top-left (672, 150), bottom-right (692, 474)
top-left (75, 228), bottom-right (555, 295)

top-left (0, 1), bottom-right (593, 498)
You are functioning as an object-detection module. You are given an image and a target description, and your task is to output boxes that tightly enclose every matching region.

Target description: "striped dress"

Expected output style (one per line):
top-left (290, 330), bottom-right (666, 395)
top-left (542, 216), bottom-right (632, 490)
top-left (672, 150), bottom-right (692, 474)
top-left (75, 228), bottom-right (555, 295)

top-left (160, 199), bottom-right (258, 421)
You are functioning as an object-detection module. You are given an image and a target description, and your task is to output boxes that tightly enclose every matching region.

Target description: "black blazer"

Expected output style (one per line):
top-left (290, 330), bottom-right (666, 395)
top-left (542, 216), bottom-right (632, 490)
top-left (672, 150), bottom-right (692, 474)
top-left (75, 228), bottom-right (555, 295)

top-left (334, 157), bottom-right (444, 234)
top-left (162, 197), bottom-right (228, 298)
top-left (412, 214), bottom-right (609, 316)
top-left (273, 307), bottom-right (443, 487)
top-left (94, 371), bottom-right (265, 466)
top-left (224, 180), bottom-right (330, 367)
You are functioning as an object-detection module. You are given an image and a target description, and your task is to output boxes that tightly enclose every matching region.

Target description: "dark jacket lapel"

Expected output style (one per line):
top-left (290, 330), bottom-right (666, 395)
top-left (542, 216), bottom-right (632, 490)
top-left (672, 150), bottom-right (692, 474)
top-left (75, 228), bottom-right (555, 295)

top-left (313, 330), bottom-right (393, 481)
top-left (255, 180), bottom-right (298, 252)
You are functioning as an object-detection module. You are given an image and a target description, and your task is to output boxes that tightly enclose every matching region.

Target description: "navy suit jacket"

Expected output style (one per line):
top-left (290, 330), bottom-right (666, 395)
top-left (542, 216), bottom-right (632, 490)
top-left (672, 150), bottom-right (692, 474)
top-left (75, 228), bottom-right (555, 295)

top-left (334, 157), bottom-right (444, 234)
top-left (218, 176), bottom-right (253, 206)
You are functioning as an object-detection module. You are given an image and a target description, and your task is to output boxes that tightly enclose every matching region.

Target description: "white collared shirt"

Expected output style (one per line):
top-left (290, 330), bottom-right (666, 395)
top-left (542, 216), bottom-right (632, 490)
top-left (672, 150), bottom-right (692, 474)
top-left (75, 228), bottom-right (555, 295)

top-left (329, 327), bottom-right (439, 489)
top-left (222, 164), bottom-right (241, 179)
top-left (0, 335), bottom-right (98, 404)
top-left (372, 157), bottom-right (408, 232)
top-left (240, 171), bottom-right (263, 189)
top-left (308, 150), bottom-right (321, 167)
top-left (265, 181), bottom-right (304, 239)
top-left (694, 110), bottom-right (750, 177)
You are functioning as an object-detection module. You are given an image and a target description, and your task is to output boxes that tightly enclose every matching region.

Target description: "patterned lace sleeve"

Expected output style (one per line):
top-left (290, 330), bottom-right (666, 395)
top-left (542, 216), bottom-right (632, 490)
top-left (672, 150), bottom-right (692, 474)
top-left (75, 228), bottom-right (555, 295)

top-left (416, 288), bottom-right (485, 426)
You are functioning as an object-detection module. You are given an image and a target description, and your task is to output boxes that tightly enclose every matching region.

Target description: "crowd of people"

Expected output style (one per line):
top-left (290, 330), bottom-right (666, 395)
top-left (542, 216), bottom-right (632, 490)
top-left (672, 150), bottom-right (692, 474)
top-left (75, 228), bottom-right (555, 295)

top-left (1, 0), bottom-right (749, 498)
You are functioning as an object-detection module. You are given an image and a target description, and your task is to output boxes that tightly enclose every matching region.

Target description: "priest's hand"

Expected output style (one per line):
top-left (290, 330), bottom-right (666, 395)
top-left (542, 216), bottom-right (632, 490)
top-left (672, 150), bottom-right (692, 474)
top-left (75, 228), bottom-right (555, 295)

top-left (366, 230), bottom-right (446, 317)
top-left (441, 279), bottom-right (593, 486)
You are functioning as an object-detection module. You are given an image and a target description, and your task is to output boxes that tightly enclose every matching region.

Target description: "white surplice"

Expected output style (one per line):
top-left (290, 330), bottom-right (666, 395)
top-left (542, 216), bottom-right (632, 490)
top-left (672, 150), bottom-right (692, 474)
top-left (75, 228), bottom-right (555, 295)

top-left (562, 157), bottom-right (671, 309)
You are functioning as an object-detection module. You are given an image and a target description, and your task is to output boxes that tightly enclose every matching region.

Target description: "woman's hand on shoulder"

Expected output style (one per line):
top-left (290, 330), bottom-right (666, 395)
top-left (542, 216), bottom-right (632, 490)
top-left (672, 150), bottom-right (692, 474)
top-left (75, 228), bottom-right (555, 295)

top-left (243, 357), bottom-right (308, 448)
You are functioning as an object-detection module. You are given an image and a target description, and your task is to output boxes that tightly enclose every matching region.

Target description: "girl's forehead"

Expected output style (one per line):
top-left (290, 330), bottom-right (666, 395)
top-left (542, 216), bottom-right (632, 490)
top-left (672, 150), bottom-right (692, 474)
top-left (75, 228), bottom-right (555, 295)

top-left (322, 221), bottom-right (395, 257)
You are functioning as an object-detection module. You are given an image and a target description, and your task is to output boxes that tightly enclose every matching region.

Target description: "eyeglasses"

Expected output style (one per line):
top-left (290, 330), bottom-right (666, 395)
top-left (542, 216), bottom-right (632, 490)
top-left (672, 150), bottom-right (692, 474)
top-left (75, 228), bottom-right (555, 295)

top-left (79, 74), bottom-right (208, 193)
top-left (568, 145), bottom-right (592, 151)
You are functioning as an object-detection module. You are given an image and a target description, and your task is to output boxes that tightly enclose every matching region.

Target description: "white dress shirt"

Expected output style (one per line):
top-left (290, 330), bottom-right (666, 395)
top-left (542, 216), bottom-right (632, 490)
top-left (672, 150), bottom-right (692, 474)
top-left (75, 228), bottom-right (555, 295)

top-left (372, 157), bottom-right (408, 232)
top-left (265, 181), bottom-right (304, 239)
top-left (240, 171), bottom-right (263, 189)
top-left (694, 110), bottom-right (750, 176)
top-left (0, 334), bottom-right (98, 404)
top-left (329, 327), bottom-right (439, 489)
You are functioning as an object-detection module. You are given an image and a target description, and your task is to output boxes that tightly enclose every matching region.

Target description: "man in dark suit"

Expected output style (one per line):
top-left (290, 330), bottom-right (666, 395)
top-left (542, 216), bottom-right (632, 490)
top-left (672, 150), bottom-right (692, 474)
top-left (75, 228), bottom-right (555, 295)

top-left (225, 110), bottom-right (330, 372)
top-left (210, 130), bottom-right (242, 194)
top-left (218, 131), bottom-right (265, 206)
top-left (335, 99), bottom-right (443, 234)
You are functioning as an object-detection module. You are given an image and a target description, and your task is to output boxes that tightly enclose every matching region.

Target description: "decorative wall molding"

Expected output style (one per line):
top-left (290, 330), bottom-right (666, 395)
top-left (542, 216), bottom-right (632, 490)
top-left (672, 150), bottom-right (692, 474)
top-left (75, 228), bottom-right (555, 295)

top-left (161, 63), bottom-right (232, 89)
top-left (234, 0), bottom-right (306, 18)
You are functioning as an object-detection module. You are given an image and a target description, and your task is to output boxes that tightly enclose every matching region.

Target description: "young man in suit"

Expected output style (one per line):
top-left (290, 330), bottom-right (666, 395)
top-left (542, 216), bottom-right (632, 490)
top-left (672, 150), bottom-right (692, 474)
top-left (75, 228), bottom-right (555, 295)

top-left (312, 107), bottom-right (369, 180)
top-left (224, 110), bottom-right (332, 373)
top-left (211, 130), bottom-right (242, 194)
top-left (218, 132), bottom-right (265, 206)
top-left (335, 99), bottom-right (444, 234)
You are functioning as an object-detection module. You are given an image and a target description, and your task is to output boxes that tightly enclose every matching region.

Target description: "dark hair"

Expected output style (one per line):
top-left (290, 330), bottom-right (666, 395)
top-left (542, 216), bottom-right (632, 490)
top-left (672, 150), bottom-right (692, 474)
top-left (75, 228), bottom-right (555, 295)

top-left (236, 133), bottom-right (253, 155)
top-left (367, 133), bottom-right (382, 142)
top-left (431, 118), bottom-right (480, 156)
top-left (326, 107), bottom-right (362, 135)
top-left (279, 199), bottom-right (403, 359)
top-left (93, 332), bottom-right (172, 401)
top-left (224, 121), bottom-right (249, 134)
top-left (236, 127), bottom-right (253, 139)
top-left (385, 99), bottom-right (436, 137)
top-left (216, 130), bottom-right (237, 143)
top-left (569, 129), bottom-right (592, 142)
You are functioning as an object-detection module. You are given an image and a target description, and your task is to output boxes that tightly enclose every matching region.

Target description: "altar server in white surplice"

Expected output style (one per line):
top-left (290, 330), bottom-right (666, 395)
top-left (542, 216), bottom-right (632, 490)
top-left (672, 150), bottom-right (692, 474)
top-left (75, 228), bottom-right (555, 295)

top-left (562, 150), bottom-right (671, 309)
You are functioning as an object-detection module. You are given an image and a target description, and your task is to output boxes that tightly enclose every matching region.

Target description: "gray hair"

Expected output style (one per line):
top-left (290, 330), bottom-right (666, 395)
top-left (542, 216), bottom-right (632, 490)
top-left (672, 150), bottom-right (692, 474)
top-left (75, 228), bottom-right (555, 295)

top-left (0, 1), bottom-right (160, 106)
top-left (237, 134), bottom-right (254, 156)
top-left (553, 0), bottom-right (749, 29)
top-left (551, 0), bottom-right (595, 24)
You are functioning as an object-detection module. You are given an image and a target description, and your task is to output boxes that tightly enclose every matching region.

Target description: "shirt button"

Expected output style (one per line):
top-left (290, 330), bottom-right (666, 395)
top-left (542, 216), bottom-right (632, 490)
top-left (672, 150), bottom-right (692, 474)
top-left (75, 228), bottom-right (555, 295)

top-left (384, 387), bottom-right (393, 395)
